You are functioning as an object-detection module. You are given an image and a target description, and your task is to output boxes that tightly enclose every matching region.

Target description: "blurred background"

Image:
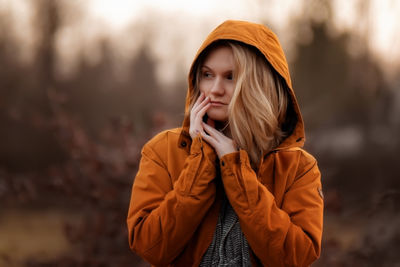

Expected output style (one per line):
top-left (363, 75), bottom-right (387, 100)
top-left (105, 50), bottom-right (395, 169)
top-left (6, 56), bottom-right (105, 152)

top-left (0, 0), bottom-right (399, 266)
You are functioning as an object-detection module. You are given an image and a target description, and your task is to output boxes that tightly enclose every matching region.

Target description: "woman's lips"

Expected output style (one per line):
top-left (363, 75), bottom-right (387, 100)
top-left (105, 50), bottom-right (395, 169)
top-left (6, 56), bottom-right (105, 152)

top-left (210, 101), bottom-right (226, 107)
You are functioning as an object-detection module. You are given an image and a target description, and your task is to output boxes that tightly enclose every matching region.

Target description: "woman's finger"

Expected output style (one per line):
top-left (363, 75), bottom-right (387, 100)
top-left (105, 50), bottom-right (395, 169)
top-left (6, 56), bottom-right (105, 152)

top-left (192, 96), bottom-right (209, 115)
top-left (202, 122), bottom-right (223, 140)
top-left (192, 92), bottom-right (206, 113)
top-left (201, 131), bottom-right (218, 147)
top-left (196, 102), bottom-right (211, 122)
top-left (193, 92), bottom-right (204, 108)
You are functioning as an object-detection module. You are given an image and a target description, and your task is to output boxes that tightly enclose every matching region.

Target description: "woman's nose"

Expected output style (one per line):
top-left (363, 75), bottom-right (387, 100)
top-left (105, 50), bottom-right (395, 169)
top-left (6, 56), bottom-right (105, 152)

top-left (210, 77), bottom-right (224, 95)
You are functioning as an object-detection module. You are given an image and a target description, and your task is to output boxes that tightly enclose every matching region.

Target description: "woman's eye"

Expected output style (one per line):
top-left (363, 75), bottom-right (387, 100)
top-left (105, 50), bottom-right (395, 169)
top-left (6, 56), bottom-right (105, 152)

top-left (226, 73), bottom-right (233, 80)
top-left (203, 72), bottom-right (212, 78)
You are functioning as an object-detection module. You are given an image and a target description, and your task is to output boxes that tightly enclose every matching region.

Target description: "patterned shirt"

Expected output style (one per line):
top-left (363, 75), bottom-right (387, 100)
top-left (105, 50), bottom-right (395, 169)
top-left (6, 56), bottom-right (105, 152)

top-left (200, 191), bottom-right (251, 267)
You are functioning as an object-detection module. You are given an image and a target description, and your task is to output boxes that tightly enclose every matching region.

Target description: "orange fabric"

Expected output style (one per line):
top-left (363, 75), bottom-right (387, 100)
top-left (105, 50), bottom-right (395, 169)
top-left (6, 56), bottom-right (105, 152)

top-left (127, 20), bottom-right (323, 266)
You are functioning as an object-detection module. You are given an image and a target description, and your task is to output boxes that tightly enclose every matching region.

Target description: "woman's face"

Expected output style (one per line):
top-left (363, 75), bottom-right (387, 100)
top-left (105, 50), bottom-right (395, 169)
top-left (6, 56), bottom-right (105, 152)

top-left (199, 46), bottom-right (236, 123)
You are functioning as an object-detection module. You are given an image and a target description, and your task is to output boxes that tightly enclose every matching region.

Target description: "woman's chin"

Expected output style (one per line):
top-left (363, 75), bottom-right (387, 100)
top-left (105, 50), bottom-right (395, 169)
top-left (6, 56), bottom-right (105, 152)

top-left (207, 111), bottom-right (227, 122)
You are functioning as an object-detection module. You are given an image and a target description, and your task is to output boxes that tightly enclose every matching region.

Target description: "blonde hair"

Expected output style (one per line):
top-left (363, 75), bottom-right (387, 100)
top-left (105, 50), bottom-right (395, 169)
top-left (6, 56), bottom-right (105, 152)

top-left (191, 41), bottom-right (289, 168)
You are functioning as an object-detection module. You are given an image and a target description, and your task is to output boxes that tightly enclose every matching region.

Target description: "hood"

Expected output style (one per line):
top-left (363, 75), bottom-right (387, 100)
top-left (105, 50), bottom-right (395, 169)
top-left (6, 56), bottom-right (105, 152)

top-left (179, 20), bottom-right (305, 151)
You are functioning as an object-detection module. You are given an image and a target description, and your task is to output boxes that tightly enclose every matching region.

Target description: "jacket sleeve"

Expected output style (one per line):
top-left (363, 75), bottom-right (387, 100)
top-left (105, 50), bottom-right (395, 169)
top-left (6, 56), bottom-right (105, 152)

top-left (220, 149), bottom-right (323, 267)
top-left (127, 136), bottom-right (217, 266)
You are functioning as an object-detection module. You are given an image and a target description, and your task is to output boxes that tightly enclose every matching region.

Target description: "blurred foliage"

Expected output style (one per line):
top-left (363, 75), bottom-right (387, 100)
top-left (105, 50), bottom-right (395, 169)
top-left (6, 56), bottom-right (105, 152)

top-left (289, 1), bottom-right (400, 266)
top-left (0, 0), bottom-right (399, 266)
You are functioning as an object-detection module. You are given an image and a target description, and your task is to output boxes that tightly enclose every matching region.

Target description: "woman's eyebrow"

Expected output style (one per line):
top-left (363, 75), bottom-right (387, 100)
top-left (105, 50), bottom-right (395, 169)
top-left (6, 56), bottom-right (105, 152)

top-left (201, 65), bottom-right (233, 73)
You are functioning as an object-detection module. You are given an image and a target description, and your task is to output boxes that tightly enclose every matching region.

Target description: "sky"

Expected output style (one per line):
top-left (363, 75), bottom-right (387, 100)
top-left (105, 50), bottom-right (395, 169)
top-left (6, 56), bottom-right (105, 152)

top-left (86, 0), bottom-right (399, 55)
top-left (1, 0), bottom-right (399, 84)
top-left (87, 0), bottom-right (400, 83)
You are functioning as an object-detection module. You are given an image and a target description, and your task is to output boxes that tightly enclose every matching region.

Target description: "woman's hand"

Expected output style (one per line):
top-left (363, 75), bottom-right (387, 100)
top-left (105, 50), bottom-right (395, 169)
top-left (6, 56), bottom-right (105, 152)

top-left (189, 92), bottom-right (211, 139)
top-left (201, 122), bottom-right (238, 159)
top-left (189, 92), bottom-right (237, 158)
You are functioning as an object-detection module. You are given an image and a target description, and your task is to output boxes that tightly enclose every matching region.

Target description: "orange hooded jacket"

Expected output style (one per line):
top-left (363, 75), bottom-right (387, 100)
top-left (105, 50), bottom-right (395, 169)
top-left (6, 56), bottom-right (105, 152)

top-left (127, 20), bottom-right (323, 266)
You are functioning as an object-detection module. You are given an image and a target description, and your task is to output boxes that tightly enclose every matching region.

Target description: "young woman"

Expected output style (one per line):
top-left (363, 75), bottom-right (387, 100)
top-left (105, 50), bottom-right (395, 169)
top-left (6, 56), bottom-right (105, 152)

top-left (127, 20), bottom-right (323, 266)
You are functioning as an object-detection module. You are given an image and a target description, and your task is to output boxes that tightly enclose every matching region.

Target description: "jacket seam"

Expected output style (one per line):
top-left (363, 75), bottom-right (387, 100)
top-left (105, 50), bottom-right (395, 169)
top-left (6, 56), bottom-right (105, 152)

top-left (142, 236), bottom-right (163, 255)
top-left (143, 144), bottom-right (169, 172)
top-left (284, 160), bottom-right (318, 195)
top-left (295, 160), bottom-right (317, 181)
